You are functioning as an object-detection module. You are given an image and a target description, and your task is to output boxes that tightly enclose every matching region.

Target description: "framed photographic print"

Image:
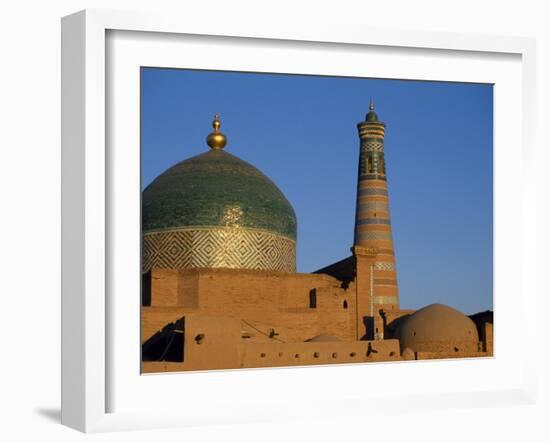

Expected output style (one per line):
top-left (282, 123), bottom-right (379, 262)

top-left (61, 9), bottom-right (537, 432)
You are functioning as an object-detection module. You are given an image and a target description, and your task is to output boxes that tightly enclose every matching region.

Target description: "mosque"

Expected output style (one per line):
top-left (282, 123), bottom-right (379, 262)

top-left (140, 101), bottom-right (493, 373)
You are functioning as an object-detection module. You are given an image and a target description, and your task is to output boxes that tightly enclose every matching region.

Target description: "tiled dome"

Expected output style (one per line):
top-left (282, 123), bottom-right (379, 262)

top-left (142, 149), bottom-right (296, 239)
top-left (141, 116), bottom-right (297, 274)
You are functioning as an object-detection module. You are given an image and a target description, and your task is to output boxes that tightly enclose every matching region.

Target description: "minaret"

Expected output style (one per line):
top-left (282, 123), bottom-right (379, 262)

top-left (353, 99), bottom-right (399, 322)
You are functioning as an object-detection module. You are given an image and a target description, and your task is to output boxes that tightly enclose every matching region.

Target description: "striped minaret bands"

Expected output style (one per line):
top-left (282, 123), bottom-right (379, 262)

top-left (354, 99), bottom-right (399, 309)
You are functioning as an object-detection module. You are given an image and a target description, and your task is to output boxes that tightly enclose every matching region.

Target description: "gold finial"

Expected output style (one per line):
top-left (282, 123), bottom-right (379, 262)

top-left (369, 97), bottom-right (374, 111)
top-left (206, 113), bottom-right (227, 150)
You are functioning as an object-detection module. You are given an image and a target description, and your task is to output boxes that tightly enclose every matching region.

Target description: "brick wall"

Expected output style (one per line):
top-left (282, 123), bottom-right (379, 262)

top-left (144, 267), bottom-right (358, 343)
top-left (238, 339), bottom-right (401, 368)
top-left (141, 337), bottom-right (402, 372)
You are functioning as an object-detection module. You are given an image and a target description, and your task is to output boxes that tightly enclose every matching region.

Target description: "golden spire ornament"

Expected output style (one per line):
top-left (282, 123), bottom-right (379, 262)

top-left (206, 113), bottom-right (227, 150)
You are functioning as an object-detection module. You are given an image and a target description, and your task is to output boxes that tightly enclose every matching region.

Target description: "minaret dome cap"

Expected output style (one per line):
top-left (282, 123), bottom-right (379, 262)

top-left (366, 97), bottom-right (379, 122)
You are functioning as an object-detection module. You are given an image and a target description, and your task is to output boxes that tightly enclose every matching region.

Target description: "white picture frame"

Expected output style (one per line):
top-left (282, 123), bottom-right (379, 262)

top-left (61, 9), bottom-right (537, 433)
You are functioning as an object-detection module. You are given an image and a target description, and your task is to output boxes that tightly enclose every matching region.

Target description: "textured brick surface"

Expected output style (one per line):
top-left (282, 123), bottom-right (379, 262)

top-left (144, 267), bottom-right (357, 344)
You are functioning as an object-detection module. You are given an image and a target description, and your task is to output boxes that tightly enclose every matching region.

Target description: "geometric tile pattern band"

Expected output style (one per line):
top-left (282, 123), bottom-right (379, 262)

top-left (358, 188), bottom-right (388, 197)
top-left (362, 141), bottom-right (384, 151)
top-left (143, 227), bottom-right (296, 273)
top-left (359, 174), bottom-right (387, 181)
top-left (374, 261), bottom-right (396, 271)
top-left (373, 295), bottom-right (398, 305)
top-left (359, 201), bottom-right (390, 212)
top-left (355, 231), bottom-right (394, 242)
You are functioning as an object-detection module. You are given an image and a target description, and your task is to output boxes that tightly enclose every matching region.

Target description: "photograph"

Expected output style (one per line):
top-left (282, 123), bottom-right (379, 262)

top-left (139, 67), bottom-right (494, 373)
top-left (0, 0), bottom-right (542, 437)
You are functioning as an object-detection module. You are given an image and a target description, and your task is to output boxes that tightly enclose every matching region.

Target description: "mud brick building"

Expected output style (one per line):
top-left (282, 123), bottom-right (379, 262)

top-left (141, 105), bottom-right (493, 373)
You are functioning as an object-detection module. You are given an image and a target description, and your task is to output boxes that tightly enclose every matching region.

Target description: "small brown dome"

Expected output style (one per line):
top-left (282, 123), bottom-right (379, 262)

top-left (395, 303), bottom-right (479, 353)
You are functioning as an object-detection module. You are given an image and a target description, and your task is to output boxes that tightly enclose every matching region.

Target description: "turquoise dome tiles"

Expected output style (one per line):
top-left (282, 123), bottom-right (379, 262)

top-left (142, 149), bottom-right (297, 240)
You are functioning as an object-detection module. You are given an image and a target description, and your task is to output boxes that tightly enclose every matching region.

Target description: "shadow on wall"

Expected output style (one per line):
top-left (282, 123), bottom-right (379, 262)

top-left (360, 316), bottom-right (384, 341)
top-left (360, 316), bottom-right (374, 340)
top-left (384, 313), bottom-right (411, 339)
top-left (142, 317), bottom-right (185, 362)
top-left (142, 271), bottom-right (152, 306)
top-left (469, 310), bottom-right (493, 340)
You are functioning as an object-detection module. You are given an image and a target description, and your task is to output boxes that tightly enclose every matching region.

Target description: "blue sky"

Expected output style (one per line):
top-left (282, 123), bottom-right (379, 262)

top-left (141, 68), bottom-right (493, 315)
